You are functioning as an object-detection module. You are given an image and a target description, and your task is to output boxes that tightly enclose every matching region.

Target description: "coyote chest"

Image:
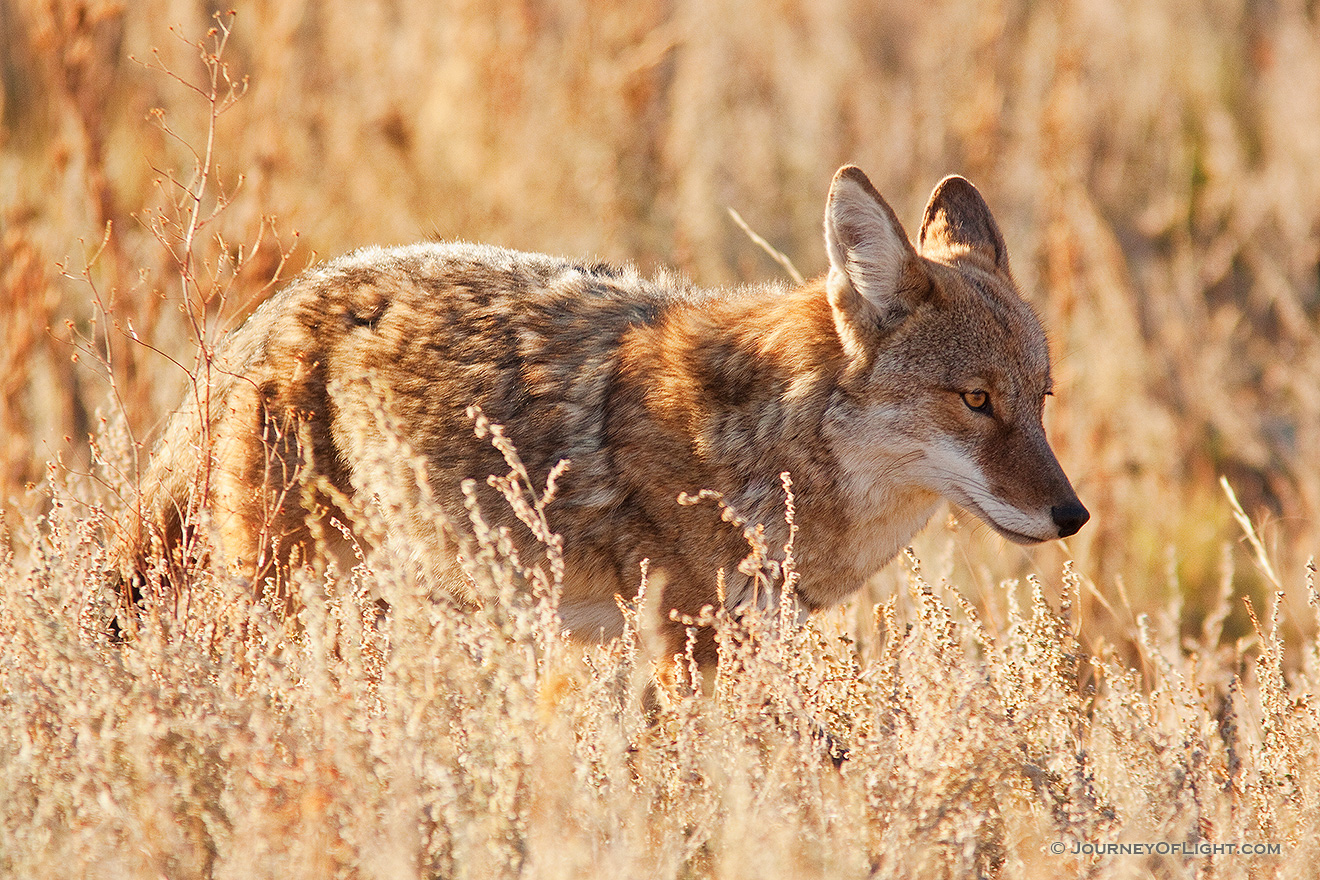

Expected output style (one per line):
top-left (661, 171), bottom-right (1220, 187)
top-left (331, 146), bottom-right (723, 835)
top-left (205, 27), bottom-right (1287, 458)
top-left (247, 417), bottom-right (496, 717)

top-left (117, 166), bottom-right (1087, 664)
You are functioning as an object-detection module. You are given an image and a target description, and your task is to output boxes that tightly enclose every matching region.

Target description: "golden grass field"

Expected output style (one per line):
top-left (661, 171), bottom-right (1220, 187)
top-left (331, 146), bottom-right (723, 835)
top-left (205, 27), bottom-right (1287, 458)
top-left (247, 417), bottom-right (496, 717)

top-left (2, 0), bottom-right (1320, 876)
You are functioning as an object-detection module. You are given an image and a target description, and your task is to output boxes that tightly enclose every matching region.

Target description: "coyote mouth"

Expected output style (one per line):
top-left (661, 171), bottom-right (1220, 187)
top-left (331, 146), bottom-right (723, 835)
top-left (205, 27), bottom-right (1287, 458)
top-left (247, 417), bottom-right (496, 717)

top-left (984, 521), bottom-right (1047, 545)
top-left (948, 494), bottom-right (1050, 545)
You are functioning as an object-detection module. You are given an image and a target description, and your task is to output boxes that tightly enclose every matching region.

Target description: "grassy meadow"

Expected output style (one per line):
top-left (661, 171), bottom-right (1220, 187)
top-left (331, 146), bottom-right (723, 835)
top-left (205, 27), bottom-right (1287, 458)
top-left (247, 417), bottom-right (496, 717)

top-left (2, 0), bottom-right (1320, 876)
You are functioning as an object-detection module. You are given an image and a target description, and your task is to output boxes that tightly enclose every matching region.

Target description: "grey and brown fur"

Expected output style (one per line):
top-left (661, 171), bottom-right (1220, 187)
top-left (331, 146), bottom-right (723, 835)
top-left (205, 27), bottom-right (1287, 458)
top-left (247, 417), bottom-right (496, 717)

top-left (113, 166), bottom-right (1088, 663)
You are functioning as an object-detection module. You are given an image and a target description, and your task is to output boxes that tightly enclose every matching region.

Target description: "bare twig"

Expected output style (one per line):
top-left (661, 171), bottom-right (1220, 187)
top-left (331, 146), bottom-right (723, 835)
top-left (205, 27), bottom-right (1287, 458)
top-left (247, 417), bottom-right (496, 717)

top-left (727, 207), bottom-right (805, 284)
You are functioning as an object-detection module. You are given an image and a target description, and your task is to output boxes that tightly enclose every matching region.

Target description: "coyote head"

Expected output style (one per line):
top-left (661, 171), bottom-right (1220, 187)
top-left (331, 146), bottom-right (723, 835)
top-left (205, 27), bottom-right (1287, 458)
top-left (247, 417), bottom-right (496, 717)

top-left (822, 166), bottom-right (1088, 544)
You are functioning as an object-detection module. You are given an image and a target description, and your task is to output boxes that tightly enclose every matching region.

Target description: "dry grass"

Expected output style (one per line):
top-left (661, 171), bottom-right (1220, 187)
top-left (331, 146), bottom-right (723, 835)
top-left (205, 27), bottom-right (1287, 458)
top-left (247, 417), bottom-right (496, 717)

top-left (3, 0), bottom-right (1320, 876)
top-left (3, 472), bottom-right (1318, 878)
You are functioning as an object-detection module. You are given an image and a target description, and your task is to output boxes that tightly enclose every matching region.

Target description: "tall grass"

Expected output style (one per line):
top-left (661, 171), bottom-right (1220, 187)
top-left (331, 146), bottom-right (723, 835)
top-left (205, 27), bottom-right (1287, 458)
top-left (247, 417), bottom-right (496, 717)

top-left (3, 471), bottom-right (1317, 877)
top-left (2, 0), bottom-right (1320, 876)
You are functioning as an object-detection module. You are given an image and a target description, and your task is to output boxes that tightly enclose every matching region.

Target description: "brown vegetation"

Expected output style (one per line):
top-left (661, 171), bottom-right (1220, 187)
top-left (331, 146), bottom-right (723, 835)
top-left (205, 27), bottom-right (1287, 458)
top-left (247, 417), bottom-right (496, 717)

top-left (2, 1), bottom-right (1320, 876)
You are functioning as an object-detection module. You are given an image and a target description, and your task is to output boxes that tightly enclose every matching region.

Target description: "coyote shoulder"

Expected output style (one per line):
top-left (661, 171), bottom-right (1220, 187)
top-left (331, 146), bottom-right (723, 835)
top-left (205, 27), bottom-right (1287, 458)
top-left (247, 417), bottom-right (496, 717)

top-left (115, 166), bottom-right (1087, 661)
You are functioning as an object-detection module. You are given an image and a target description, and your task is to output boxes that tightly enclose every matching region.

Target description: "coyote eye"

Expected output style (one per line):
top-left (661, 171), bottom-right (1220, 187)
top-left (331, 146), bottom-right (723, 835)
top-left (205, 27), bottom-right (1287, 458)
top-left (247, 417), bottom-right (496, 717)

top-left (961, 390), bottom-right (992, 414)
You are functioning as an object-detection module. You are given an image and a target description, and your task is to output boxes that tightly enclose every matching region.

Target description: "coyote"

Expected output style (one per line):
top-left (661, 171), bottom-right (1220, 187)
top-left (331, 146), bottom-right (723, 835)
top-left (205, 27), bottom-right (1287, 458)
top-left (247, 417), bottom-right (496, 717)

top-left (115, 165), bottom-right (1087, 663)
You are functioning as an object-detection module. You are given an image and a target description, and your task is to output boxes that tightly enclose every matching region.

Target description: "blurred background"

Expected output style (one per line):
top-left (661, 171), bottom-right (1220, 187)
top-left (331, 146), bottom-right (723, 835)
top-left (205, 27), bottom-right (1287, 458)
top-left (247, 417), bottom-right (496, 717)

top-left (2, 0), bottom-right (1319, 650)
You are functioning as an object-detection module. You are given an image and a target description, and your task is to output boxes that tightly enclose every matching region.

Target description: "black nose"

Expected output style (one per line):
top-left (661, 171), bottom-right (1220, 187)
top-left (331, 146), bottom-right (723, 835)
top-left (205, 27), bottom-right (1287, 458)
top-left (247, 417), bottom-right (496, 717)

top-left (1051, 501), bottom-right (1090, 538)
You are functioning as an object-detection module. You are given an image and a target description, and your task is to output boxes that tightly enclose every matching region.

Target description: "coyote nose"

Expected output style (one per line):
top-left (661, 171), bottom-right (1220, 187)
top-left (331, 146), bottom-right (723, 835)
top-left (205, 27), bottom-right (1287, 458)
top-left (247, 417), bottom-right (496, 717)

top-left (1051, 501), bottom-right (1090, 538)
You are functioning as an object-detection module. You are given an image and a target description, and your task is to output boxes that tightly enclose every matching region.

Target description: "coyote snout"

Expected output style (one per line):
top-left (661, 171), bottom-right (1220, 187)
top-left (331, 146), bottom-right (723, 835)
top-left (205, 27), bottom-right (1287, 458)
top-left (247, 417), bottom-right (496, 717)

top-left (114, 165), bottom-right (1086, 664)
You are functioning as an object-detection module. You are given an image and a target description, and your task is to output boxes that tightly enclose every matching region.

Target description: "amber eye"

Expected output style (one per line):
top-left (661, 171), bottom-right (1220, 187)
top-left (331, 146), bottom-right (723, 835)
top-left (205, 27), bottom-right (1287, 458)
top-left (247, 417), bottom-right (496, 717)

top-left (961, 390), bottom-right (992, 414)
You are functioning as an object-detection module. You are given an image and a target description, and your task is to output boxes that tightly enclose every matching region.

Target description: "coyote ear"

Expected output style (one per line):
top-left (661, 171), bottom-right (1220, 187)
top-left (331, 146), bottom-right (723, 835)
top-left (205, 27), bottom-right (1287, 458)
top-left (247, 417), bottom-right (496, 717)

top-left (917, 175), bottom-right (1008, 271)
top-left (823, 166), bottom-right (923, 353)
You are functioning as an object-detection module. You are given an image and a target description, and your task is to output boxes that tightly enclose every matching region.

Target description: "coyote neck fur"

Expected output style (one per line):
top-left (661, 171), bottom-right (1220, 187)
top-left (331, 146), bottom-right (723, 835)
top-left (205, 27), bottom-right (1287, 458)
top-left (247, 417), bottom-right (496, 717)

top-left (613, 277), bottom-right (935, 612)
